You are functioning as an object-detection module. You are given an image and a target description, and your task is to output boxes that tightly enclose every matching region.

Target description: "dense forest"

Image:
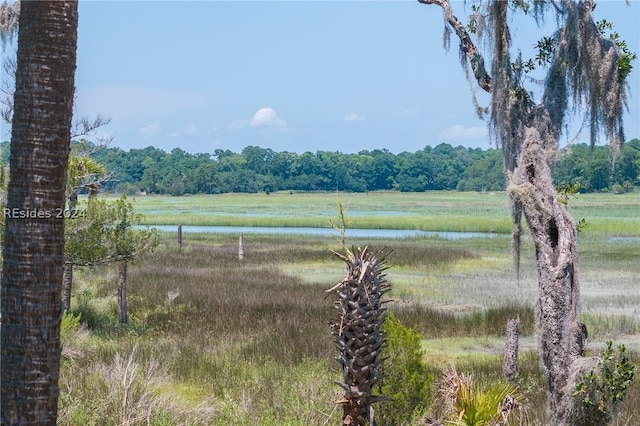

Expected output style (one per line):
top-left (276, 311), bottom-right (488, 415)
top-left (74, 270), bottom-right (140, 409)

top-left (2, 139), bottom-right (639, 195)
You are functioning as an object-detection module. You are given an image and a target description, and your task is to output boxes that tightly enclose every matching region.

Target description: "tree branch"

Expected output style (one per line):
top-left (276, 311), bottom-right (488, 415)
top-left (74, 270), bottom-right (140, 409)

top-left (418, 0), bottom-right (492, 93)
top-left (71, 114), bottom-right (114, 145)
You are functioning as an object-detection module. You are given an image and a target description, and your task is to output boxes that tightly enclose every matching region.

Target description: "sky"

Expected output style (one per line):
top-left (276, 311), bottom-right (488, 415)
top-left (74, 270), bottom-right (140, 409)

top-left (2, 1), bottom-right (639, 155)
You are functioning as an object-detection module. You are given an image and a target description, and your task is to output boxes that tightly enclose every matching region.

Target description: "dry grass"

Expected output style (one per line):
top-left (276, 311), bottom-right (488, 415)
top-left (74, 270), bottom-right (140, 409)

top-left (59, 231), bottom-right (640, 424)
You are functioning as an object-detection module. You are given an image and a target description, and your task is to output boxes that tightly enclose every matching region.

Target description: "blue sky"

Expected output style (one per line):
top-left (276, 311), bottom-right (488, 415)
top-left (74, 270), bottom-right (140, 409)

top-left (4, 1), bottom-right (640, 154)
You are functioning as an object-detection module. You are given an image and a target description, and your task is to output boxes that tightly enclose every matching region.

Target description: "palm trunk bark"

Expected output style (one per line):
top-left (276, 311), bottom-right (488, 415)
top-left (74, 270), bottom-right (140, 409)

top-left (327, 247), bottom-right (391, 426)
top-left (117, 258), bottom-right (128, 324)
top-left (0, 1), bottom-right (78, 423)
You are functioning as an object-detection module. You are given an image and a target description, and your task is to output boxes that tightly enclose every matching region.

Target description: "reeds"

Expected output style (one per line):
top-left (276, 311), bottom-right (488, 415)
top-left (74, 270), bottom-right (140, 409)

top-left (393, 302), bottom-right (535, 338)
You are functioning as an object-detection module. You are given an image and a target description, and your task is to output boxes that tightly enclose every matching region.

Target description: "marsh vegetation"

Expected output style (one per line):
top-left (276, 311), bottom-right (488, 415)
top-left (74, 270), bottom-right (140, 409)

top-left (57, 192), bottom-right (639, 424)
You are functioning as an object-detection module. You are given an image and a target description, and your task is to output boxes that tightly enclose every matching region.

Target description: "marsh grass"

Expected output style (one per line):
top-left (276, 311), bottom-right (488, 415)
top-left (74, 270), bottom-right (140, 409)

top-left (129, 262), bottom-right (336, 365)
top-left (393, 302), bottom-right (535, 338)
top-left (98, 191), bottom-right (640, 236)
top-left (64, 238), bottom-right (344, 424)
top-left (60, 228), bottom-right (640, 424)
top-left (579, 313), bottom-right (640, 338)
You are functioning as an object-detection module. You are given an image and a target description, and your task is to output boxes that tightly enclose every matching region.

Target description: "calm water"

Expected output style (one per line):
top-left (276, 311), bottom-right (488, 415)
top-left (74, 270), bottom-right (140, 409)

top-left (142, 225), bottom-right (500, 240)
top-left (608, 236), bottom-right (640, 244)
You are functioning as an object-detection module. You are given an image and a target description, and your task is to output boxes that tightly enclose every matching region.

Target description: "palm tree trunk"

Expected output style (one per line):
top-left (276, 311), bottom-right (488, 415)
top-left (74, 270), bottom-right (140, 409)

top-left (117, 258), bottom-right (128, 324)
top-left (327, 247), bottom-right (391, 425)
top-left (0, 1), bottom-right (78, 423)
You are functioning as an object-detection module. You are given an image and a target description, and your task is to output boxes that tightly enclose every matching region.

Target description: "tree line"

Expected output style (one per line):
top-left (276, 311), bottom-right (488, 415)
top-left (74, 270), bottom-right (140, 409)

top-left (6, 138), bottom-right (635, 195)
top-left (554, 138), bottom-right (640, 193)
top-left (85, 142), bottom-right (506, 194)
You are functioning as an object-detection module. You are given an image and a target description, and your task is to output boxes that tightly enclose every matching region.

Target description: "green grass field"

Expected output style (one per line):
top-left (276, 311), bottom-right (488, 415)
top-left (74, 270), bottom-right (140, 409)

top-left (105, 191), bottom-right (640, 236)
top-left (61, 191), bottom-right (640, 424)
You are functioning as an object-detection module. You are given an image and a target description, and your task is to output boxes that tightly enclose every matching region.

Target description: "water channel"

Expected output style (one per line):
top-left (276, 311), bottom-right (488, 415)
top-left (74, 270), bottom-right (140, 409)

top-left (143, 225), bottom-right (501, 240)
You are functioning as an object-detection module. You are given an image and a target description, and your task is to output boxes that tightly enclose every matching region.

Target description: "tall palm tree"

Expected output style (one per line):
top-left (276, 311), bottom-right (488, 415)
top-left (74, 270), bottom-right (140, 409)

top-left (1, 1), bottom-right (78, 423)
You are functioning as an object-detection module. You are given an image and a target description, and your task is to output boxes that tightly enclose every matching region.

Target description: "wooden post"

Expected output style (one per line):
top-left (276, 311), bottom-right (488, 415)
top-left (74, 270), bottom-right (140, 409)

top-left (503, 317), bottom-right (520, 382)
top-left (117, 259), bottom-right (128, 324)
top-left (238, 233), bottom-right (244, 260)
top-left (177, 224), bottom-right (183, 251)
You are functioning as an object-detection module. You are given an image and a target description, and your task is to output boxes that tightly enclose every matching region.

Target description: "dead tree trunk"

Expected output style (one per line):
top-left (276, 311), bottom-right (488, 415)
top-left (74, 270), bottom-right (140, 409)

top-left (508, 125), bottom-right (593, 425)
top-left (117, 258), bottom-right (128, 324)
top-left (418, 0), bottom-right (629, 423)
top-left (502, 317), bottom-right (519, 382)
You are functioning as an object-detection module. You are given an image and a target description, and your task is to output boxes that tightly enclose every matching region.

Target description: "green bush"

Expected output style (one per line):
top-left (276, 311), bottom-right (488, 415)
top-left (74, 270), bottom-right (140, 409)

top-left (60, 310), bottom-right (82, 342)
top-left (573, 341), bottom-right (636, 425)
top-left (376, 311), bottom-right (432, 426)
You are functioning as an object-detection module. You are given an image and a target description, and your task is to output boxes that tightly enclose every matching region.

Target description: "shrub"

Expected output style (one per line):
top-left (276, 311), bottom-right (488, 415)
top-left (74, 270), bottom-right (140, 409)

top-left (114, 182), bottom-right (140, 196)
top-left (58, 347), bottom-right (213, 425)
top-left (573, 341), bottom-right (636, 425)
top-left (60, 310), bottom-right (82, 341)
top-left (376, 311), bottom-right (433, 426)
top-left (60, 311), bottom-right (90, 359)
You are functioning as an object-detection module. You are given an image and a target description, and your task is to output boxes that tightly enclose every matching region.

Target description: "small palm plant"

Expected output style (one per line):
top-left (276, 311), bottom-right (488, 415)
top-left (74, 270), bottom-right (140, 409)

top-left (326, 246), bottom-right (392, 425)
top-left (439, 366), bottom-right (526, 426)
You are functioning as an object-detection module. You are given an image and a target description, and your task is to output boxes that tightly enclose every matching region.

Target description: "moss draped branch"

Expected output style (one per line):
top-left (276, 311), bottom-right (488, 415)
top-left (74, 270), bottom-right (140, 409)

top-left (418, 0), bottom-right (492, 93)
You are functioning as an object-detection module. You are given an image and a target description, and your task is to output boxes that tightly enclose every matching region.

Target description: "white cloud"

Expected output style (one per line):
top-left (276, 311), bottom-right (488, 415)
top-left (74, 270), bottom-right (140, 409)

top-left (139, 122), bottom-right (160, 137)
top-left (439, 124), bottom-right (487, 139)
top-left (250, 107), bottom-right (287, 128)
top-left (229, 107), bottom-right (288, 132)
top-left (343, 112), bottom-right (366, 122)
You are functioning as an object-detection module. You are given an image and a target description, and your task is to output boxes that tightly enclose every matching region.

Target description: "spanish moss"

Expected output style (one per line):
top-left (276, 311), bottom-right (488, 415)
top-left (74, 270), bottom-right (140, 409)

top-left (419, 0), bottom-right (635, 423)
top-left (0, 0), bottom-right (19, 46)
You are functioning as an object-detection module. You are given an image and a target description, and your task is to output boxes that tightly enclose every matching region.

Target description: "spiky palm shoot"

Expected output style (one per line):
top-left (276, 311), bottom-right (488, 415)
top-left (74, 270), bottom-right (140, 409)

top-left (327, 246), bottom-right (391, 425)
top-left (439, 366), bottom-right (526, 426)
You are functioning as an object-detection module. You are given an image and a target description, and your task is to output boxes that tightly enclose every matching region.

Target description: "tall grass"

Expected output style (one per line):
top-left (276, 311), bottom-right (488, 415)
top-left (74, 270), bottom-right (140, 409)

top-left (60, 230), bottom-right (640, 424)
top-left (393, 302), bottom-right (535, 338)
top-left (63, 239), bottom-right (343, 424)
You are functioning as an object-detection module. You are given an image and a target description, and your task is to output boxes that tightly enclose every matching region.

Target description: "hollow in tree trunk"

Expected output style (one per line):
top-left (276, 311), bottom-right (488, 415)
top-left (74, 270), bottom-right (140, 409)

top-left (417, 0), bottom-right (628, 422)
